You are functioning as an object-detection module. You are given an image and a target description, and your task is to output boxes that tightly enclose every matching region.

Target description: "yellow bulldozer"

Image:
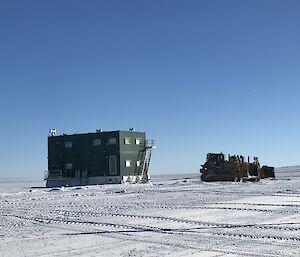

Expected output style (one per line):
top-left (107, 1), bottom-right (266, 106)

top-left (200, 153), bottom-right (275, 182)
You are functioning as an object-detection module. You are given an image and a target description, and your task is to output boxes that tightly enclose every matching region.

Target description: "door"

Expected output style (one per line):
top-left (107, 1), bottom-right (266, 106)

top-left (108, 155), bottom-right (117, 175)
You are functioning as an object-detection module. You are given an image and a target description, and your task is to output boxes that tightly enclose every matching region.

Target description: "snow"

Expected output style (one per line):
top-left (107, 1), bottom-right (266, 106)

top-left (0, 168), bottom-right (299, 257)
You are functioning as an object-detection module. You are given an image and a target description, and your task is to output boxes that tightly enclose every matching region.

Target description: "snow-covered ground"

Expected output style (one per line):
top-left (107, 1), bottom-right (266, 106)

top-left (0, 168), bottom-right (299, 257)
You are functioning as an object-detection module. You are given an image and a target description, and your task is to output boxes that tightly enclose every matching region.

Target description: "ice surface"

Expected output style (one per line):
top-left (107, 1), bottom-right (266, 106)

top-left (0, 168), bottom-right (299, 256)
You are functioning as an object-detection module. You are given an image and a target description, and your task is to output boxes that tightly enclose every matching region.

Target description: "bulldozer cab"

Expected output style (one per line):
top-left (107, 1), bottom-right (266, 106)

top-left (206, 153), bottom-right (225, 166)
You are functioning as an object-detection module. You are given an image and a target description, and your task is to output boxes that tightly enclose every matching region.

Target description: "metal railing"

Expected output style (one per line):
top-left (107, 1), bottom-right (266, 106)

top-left (145, 139), bottom-right (155, 148)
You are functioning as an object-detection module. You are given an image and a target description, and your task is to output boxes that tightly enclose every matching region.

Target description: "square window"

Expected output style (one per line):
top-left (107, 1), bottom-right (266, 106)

top-left (108, 138), bottom-right (116, 144)
top-left (65, 141), bottom-right (72, 148)
top-left (136, 160), bottom-right (141, 167)
top-left (135, 138), bottom-right (141, 145)
top-left (124, 137), bottom-right (131, 144)
top-left (93, 139), bottom-right (102, 146)
top-left (125, 160), bottom-right (131, 167)
top-left (65, 163), bottom-right (73, 170)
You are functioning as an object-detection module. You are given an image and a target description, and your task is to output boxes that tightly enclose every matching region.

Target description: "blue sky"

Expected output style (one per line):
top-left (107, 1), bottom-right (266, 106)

top-left (0, 0), bottom-right (300, 179)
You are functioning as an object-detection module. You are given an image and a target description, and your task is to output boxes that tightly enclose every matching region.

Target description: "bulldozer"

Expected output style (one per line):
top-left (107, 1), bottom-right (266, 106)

top-left (200, 153), bottom-right (275, 182)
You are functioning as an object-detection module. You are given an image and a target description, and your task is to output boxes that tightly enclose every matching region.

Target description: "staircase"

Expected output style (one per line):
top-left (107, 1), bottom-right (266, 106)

top-left (139, 139), bottom-right (155, 182)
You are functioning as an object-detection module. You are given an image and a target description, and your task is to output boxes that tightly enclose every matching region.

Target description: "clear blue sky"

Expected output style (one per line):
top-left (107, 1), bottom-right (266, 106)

top-left (0, 0), bottom-right (300, 179)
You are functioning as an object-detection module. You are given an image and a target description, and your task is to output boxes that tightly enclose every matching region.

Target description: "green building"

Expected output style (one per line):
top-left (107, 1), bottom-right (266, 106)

top-left (45, 129), bottom-right (155, 187)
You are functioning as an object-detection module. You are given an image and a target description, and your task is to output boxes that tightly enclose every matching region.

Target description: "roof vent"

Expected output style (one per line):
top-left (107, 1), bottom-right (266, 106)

top-left (49, 129), bottom-right (56, 136)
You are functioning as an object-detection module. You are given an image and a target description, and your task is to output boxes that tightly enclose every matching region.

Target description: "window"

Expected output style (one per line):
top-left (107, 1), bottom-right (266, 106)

top-left (65, 141), bottom-right (72, 148)
top-left (108, 138), bottom-right (116, 144)
top-left (136, 160), bottom-right (141, 167)
top-left (135, 138), bottom-right (141, 145)
top-left (109, 156), bottom-right (117, 175)
top-left (65, 163), bottom-right (73, 170)
top-left (124, 137), bottom-right (131, 144)
top-left (125, 160), bottom-right (131, 167)
top-left (93, 139), bottom-right (102, 146)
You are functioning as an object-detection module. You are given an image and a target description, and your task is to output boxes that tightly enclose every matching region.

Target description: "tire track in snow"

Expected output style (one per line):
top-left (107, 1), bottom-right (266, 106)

top-left (46, 209), bottom-right (300, 232)
top-left (2, 206), bottom-right (300, 233)
top-left (4, 206), bottom-right (300, 231)
top-left (6, 212), bottom-right (299, 257)
top-left (6, 212), bottom-right (300, 244)
top-left (15, 201), bottom-right (296, 214)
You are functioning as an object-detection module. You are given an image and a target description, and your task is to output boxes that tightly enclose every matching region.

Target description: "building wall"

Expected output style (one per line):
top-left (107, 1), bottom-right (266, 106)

top-left (48, 130), bottom-right (148, 182)
top-left (48, 131), bottom-right (120, 178)
top-left (119, 131), bottom-right (146, 177)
